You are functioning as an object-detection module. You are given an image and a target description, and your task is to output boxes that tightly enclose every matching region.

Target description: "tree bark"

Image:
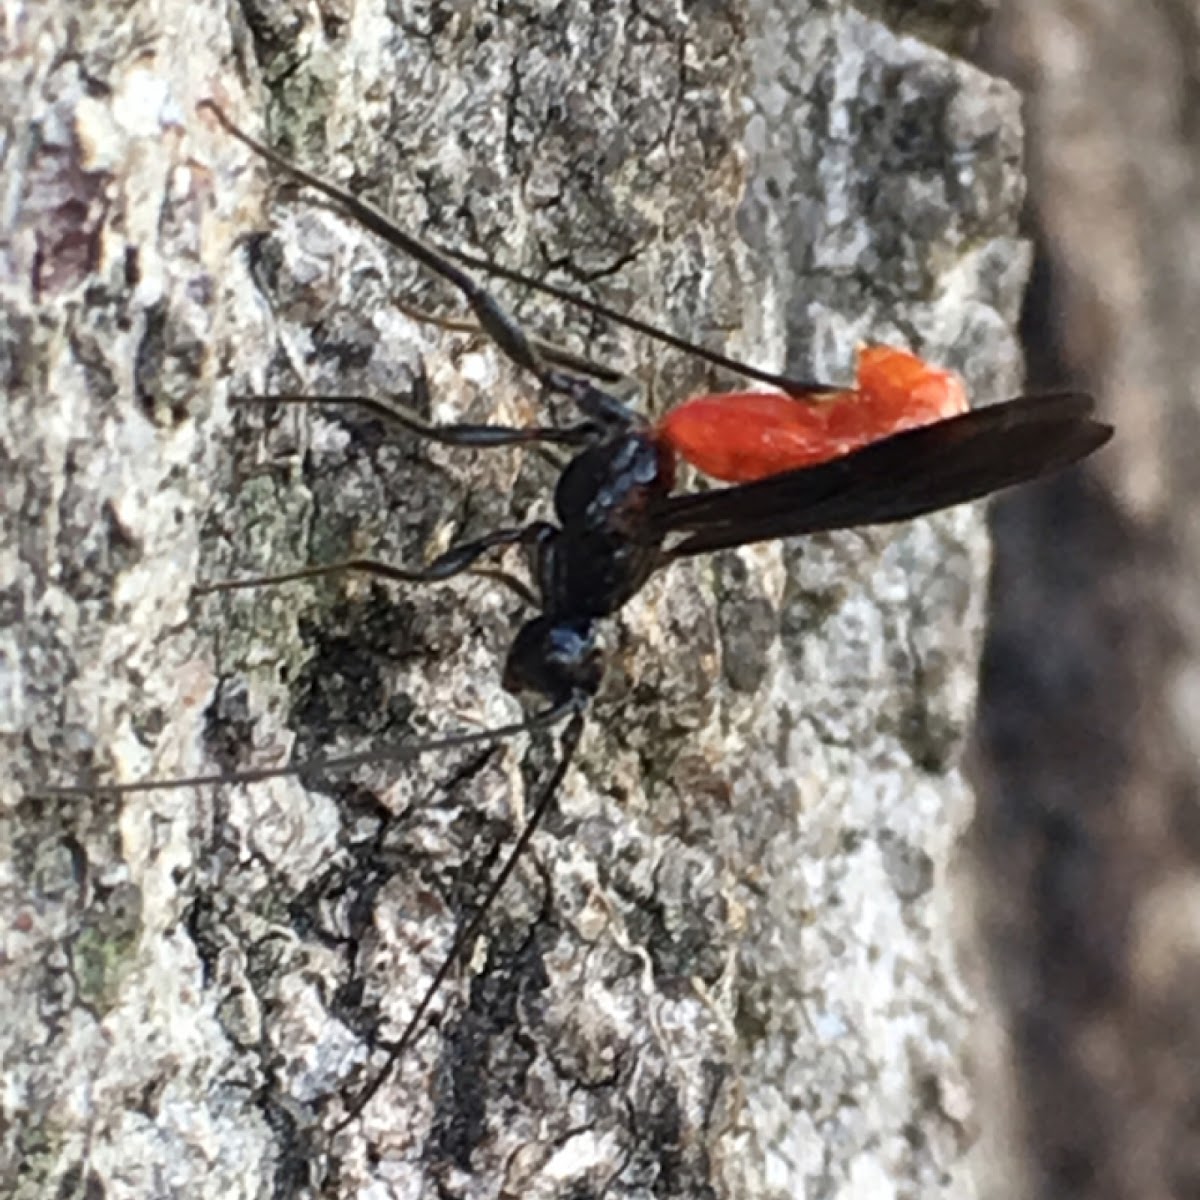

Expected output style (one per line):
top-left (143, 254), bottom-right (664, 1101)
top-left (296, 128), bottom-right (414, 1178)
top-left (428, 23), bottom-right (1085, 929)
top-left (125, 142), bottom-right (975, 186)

top-left (5, 2), bottom-right (1020, 1196)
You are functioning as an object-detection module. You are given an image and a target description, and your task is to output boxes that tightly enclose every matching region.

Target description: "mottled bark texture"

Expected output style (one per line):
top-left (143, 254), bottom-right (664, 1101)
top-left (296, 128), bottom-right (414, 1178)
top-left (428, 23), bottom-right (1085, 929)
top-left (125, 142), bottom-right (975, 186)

top-left (979, 4), bottom-right (1200, 1200)
top-left (5, 2), bottom-right (1021, 1197)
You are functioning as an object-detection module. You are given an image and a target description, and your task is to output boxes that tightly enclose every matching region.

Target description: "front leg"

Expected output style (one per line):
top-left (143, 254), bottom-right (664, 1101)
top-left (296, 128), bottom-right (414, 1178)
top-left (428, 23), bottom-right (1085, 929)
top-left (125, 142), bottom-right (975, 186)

top-left (230, 390), bottom-right (598, 450)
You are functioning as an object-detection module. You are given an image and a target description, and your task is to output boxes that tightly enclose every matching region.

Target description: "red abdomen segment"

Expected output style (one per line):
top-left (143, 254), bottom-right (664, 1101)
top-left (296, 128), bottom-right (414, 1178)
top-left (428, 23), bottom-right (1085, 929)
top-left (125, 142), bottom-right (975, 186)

top-left (656, 345), bottom-right (969, 483)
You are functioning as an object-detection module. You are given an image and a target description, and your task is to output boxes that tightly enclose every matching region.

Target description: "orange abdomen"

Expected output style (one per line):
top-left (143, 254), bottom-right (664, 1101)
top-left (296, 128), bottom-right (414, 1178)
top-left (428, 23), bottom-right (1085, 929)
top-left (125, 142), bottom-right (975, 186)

top-left (656, 345), bottom-right (969, 483)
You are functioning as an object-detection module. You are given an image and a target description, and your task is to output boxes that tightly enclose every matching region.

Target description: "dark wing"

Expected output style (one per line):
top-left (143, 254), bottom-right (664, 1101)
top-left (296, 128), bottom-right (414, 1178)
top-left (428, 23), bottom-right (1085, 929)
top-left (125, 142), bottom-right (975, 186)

top-left (651, 393), bottom-right (1111, 560)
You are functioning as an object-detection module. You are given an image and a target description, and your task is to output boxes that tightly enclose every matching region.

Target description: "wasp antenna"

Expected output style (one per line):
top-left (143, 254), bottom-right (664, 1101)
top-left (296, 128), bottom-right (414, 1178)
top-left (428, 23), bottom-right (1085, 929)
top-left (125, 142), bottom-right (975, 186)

top-left (199, 100), bottom-right (639, 431)
top-left (199, 100), bottom-right (482, 305)
top-left (332, 707), bottom-right (587, 1131)
top-left (34, 703), bottom-right (577, 799)
top-left (200, 100), bottom-right (835, 402)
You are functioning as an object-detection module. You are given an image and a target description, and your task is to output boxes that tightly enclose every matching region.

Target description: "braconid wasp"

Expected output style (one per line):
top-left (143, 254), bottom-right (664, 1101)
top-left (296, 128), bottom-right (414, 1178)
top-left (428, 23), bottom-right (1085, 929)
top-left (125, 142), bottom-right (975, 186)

top-left (37, 96), bottom-right (1111, 1172)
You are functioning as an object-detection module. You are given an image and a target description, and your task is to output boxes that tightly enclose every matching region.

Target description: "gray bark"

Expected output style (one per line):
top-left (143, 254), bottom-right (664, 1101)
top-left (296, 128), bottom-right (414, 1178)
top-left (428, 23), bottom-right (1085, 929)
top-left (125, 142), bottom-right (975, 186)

top-left (5, 2), bottom-right (1020, 1196)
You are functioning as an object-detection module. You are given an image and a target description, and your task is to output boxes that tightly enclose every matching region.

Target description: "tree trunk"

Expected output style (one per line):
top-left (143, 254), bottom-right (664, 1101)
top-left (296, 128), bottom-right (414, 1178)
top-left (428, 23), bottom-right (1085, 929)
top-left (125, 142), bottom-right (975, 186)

top-left (6, 2), bottom-right (1021, 1196)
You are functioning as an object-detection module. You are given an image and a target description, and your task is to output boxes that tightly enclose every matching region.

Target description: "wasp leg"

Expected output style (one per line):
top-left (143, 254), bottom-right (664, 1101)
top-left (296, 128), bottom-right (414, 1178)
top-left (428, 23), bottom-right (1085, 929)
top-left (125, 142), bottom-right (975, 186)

top-left (332, 707), bottom-right (587, 1130)
top-left (193, 524), bottom-right (553, 597)
top-left (230, 388), bottom-right (597, 450)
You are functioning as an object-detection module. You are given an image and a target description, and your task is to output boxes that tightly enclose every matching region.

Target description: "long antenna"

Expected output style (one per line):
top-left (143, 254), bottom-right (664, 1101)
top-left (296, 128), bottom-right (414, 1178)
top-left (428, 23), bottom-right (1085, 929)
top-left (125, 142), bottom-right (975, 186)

top-left (333, 707), bottom-right (587, 1130)
top-left (198, 101), bottom-right (841, 398)
top-left (36, 702), bottom-right (575, 798)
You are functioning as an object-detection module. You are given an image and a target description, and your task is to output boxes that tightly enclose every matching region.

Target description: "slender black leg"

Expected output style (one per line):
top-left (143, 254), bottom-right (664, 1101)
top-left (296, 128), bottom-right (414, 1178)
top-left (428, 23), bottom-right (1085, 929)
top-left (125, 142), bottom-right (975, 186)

top-left (37, 699), bottom-right (577, 798)
top-left (230, 391), bottom-right (598, 449)
top-left (332, 706), bottom-right (587, 1130)
top-left (201, 102), bottom-right (641, 432)
top-left (193, 524), bottom-right (554, 597)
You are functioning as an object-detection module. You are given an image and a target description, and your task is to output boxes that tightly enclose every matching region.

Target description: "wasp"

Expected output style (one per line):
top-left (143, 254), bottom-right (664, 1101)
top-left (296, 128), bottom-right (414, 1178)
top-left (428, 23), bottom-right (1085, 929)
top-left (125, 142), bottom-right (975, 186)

top-left (43, 100), bottom-right (1111, 1133)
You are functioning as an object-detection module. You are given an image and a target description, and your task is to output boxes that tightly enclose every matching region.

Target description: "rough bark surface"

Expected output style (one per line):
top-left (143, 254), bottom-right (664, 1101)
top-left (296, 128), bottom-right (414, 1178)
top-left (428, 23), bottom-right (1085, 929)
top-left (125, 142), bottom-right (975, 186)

top-left (5, 2), bottom-right (1019, 1197)
top-left (979, 3), bottom-right (1200, 1200)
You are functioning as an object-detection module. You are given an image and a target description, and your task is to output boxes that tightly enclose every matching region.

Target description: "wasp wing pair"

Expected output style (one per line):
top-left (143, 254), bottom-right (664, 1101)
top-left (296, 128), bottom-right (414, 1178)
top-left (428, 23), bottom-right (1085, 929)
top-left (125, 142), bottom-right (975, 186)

top-left (652, 390), bottom-right (1108, 561)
